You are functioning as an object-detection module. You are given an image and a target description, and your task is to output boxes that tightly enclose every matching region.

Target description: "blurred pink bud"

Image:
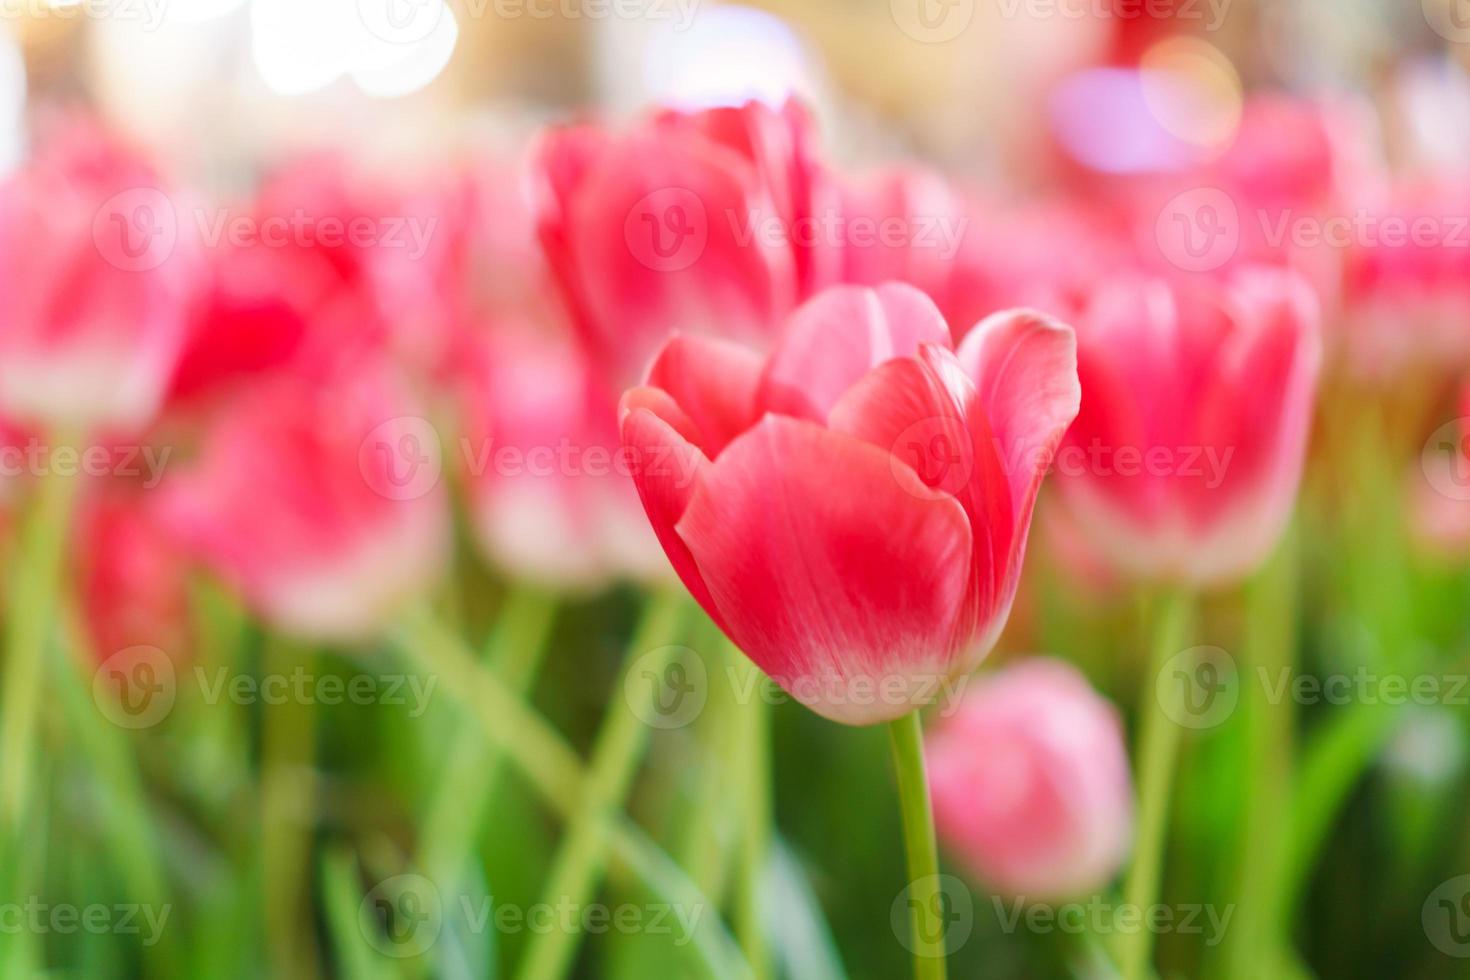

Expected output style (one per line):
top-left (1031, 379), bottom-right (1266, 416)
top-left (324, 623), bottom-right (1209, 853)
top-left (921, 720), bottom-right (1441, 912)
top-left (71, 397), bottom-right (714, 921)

top-left (620, 283), bottom-right (1080, 725)
top-left (159, 359), bottom-right (450, 642)
top-left (76, 488), bottom-right (191, 664)
top-left (0, 116), bottom-right (199, 432)
top-left (927, 658), bottom-right (1133, 900)
top-left (1053, 266), bottom-right (1322, 586)
top-left (451, 324), bottom-right (665, 589)
top-left (531, 99), bottom-right (825, 386)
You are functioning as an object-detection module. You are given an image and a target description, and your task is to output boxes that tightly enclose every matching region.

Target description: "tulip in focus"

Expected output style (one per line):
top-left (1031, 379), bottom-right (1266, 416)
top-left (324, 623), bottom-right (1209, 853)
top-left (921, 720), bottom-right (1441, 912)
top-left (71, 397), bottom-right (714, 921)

top-left (1052, 267), bottom-right (1322, 586)
top-left (0, 116), bottom-right (199, 432)
top-left (620, 283), bottom-right (1080, 724)
top-left (927, 658), bottom-right (1133, 900)
top-left (160, 359), bottom-right (450, 642)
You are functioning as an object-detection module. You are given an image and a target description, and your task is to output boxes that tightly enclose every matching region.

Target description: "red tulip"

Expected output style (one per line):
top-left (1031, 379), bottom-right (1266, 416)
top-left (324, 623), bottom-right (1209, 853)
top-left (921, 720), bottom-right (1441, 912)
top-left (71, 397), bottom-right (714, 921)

top-left (531, 99), bottom-right (827, 386)
top-left (927, 658), bottom-right (1133, 899)
top-left (0, 116), bottom-right (199, 432)
top-left (1053, 267), bottom-right (1321, 585)
top-left (620, 283), bottom-right (1080, 724)
top-left (159, 358), bottom-right (450, 641)
top-left (75, 489), bottom-right (191, 664)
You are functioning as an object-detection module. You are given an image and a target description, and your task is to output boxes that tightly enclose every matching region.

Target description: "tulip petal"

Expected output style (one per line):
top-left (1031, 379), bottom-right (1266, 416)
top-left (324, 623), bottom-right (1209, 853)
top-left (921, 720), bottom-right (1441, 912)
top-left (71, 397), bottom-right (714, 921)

top-left (619, 387), bottom-right (724, 628)
top-left (956, 310), bottom-right (1080, 538)
top-left (827, 345), bottom-right (1013, 654)
top-left (645, 334), bottom-right (764, 457)
top-left (759, 283), bottom-right (953, 420)
top-left (675, 414), bottom-right (972, 725)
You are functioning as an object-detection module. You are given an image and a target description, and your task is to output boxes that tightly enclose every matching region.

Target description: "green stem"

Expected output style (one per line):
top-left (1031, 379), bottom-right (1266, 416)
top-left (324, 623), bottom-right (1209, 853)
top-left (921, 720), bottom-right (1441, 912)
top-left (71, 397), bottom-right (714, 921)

top-left (418, 586), bottom-right (558, 886)
top-left (394, 605), bottom-right (752, 980)
top-left (888, 711), bottom-right (946, 980)
top-left (261, 637), bottom-right (320, 980)
top-left (734, 655), bottom-right (772, 980)
top-left (515, 590), bottom-right (686, 980)
top-left (1119, 589), bottom-right (1193, 980)
top-left (0, 462), bottom-right (78, 829)
top-left (1222, 537), bottom-right (1297, 977)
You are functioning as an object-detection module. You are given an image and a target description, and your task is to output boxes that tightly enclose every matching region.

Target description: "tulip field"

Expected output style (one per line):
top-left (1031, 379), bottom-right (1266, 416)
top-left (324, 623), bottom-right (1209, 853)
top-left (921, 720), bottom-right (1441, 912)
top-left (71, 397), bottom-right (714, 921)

top-left (5, 2), bottom-right (1470, 979)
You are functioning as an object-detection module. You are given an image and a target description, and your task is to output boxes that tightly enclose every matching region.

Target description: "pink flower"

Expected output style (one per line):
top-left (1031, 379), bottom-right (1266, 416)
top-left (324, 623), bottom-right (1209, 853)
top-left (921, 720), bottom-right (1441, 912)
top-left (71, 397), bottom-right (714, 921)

top-left (1053, 267), bottom-right (1322, 585)
top-left (927, 658), bottom-right (1133, 900)
top-left (620, 283), bottom-right (1080, 724)
top-left (160, 358), bottom-right (450, 642)
top-left (0, 116), bottom-right (199, 432)
top-left (451, 323), bottom-right (665, 589)
top-left (75, 488), bottom-right (191, 664)
top-left (532, 99), bottom-right (827, 386)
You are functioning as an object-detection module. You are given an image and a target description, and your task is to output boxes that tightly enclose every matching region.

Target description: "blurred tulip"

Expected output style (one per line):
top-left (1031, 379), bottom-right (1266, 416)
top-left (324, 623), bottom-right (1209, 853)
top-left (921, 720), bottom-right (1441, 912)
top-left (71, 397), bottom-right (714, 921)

top-left (76, 488), bottom-right (190, 663)
top-left (620, 283), bottom-right (1080, 724)
top-left (927, 657), bottom-right (1133, 900)
top-left (531, 99), bottom-right (827, 386)
top-left (1053, 267), bottom-right (1321, 586)
top-left (160, 358), bottom-right (449, 642)
top-left (1338, 179), bottom-right (1470, 380)
top-left (0, 116), bottom-right (199, 433)
top-left (451, 323), bottom-right (664, 589)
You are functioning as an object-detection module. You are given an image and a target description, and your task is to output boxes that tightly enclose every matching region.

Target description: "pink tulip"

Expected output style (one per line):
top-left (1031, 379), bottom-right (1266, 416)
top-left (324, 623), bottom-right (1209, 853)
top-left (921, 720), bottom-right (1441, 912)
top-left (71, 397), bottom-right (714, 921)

top-left (927, 658), bottom-right (1133, 900)
top-left (0, 116), bottom-right (199, 432)
top-left (531, 99), bottom-right (827, 386)
top-left (620, 283), bottom-right (1080, 724)
top-left (1052, 266), bottom-right (1322, 585)
top-left (76, 488), bottom-right (191, 663)
top-left (159, 358), bottom-right (450, 642)
top-left (451, 323), bottom-right (665, 589)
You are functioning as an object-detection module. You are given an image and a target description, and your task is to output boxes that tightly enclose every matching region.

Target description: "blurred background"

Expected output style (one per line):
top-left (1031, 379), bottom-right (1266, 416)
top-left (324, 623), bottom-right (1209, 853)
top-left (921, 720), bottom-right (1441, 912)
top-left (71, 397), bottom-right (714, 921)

top-left (4, 1), bottom-right (1470, 978)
